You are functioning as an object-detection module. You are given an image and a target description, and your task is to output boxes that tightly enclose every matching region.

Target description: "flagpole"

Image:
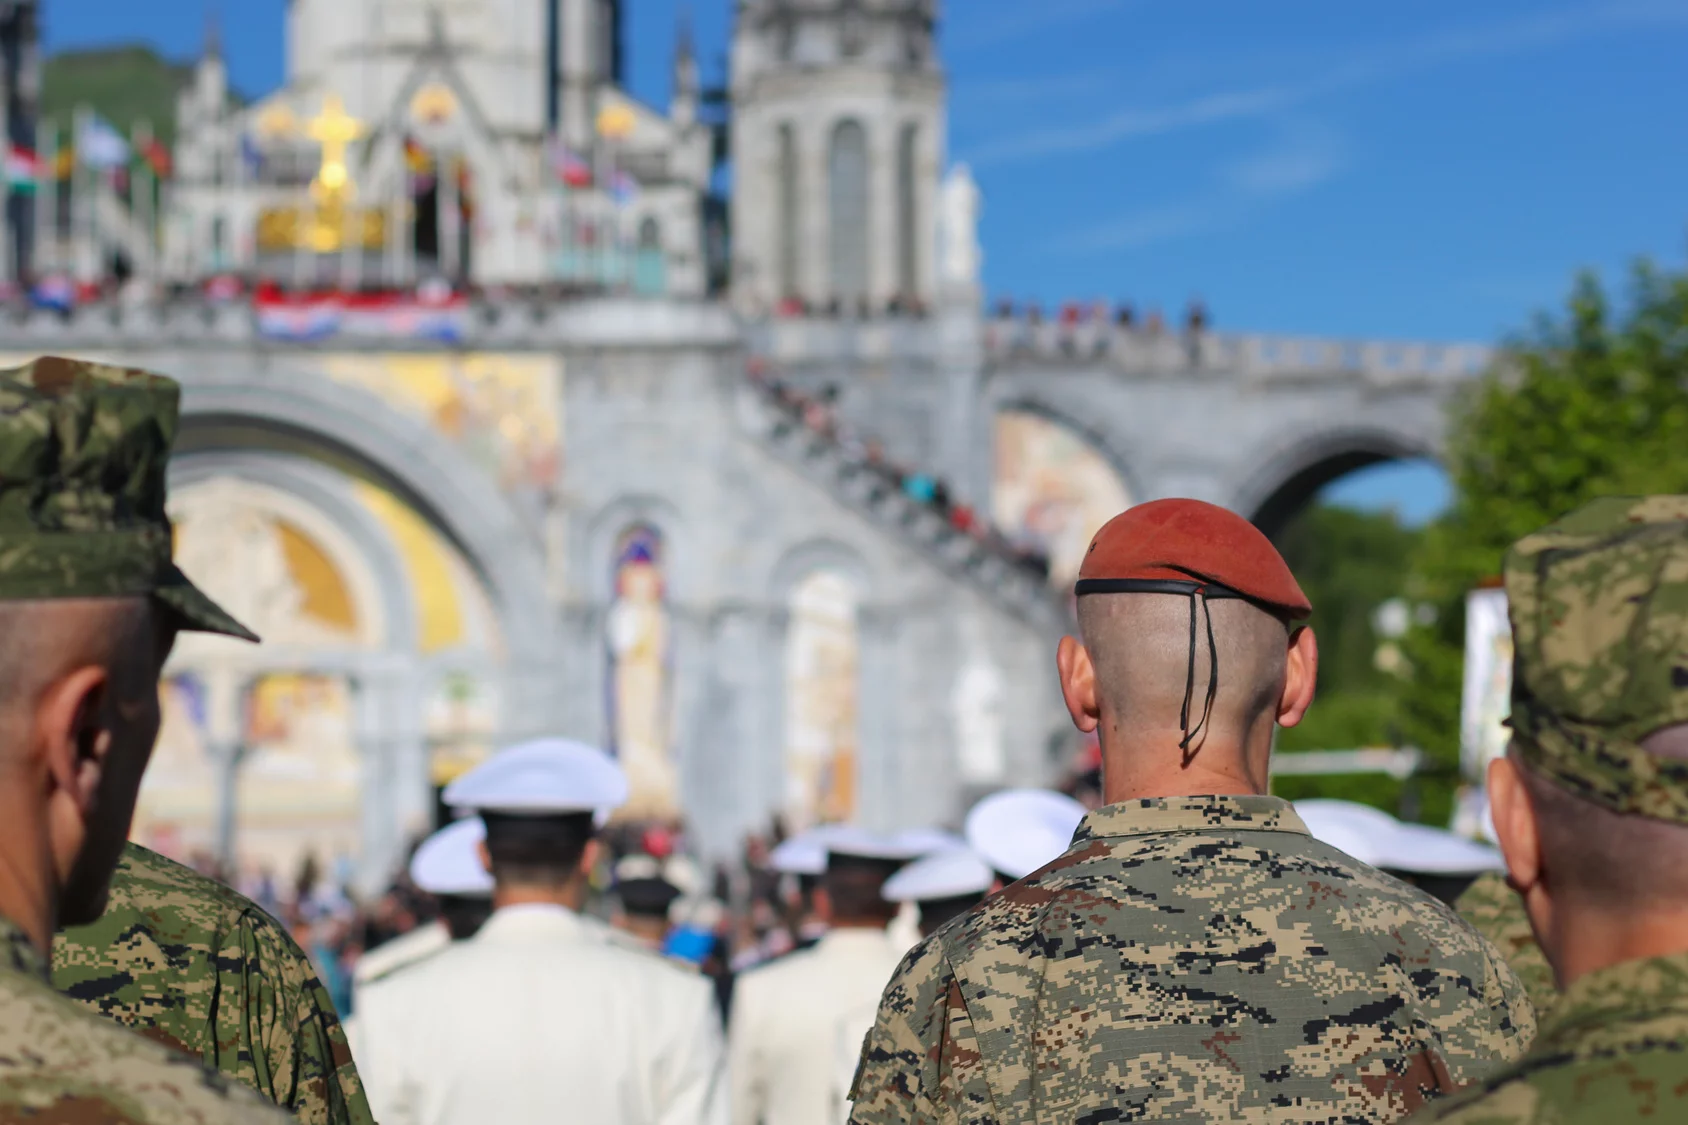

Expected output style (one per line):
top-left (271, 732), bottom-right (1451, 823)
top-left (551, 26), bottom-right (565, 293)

top-left (37, 123), bottom-right (55, 275)
top-left (71, 106), bottom-right (91, 286)
top-left (440, 149), bottom-right (460, 284)
top-left (133, 120), bottom-right (156, 284)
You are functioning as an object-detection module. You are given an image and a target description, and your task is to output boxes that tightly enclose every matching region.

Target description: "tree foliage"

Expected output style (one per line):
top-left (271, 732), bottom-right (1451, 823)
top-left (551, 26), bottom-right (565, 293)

top-left (1397, 263), bottom-right (1688, 808)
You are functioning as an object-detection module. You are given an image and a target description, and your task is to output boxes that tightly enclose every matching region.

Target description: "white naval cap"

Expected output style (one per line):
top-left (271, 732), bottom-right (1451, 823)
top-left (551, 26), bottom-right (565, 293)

top-left (883, 847), bottom-right (994, 904)
top-left (443, 738), bottom-right (628, 815)
top-left (1293, 798), bottom-right (1399, 867)
top-left (769, 825), bottom-right (849, 876)
top-left (964, 789), bottom-right (1087, 880)
top-left (408, 817), bottom-right (494, 898)
top-left (826, 825), bottom-right (940, 864)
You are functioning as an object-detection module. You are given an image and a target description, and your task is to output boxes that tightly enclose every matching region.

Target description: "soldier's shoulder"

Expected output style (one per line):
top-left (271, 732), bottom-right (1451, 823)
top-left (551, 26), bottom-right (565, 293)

top-left (1408, 1040), bottom-right (1688, 1123)
top-left (0, 969), bottom-right (285, 1123)
top-left (1457, 871), bottom-right (1559, 1014)
top-left (353, 923), bottom-right (452, 988)
top-left (63, 843), bottom-right (257, 952)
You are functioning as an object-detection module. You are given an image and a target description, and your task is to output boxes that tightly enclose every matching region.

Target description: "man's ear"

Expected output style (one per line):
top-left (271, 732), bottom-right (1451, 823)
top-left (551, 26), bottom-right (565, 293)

top-left (578, 837), bottom-right (602, 879)
top-left (1489, 754), bottom-right (1541, 894)
top-left (1056, 636), bottom-right (1100, 735)
top-left (38, 665), bottom-right (112, 817)
top-left (1276, 626), bottom-right (1319, 729)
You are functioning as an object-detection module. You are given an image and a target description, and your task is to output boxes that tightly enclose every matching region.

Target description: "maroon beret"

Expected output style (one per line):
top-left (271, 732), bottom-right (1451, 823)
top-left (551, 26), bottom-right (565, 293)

top-left (1077, 498), bottom-right (1312, 619)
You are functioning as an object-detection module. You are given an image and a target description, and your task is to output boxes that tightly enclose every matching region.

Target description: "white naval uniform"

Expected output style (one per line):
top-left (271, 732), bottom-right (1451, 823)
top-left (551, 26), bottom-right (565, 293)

top-left (728, 927), bottom-right (907, 1125)
top-left (356, 903), bottom-right (728, 1125)
top-left (353, 921), bottom-right (451, 991)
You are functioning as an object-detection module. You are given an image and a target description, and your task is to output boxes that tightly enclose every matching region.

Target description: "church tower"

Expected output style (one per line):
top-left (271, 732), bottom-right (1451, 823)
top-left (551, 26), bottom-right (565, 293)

top-left (730, 0), bottom-right (944, 314)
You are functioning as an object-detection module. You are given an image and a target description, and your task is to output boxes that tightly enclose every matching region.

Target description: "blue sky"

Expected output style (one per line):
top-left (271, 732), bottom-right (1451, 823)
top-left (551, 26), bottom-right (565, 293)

top-left (42, 0), bottom-right (1686, 523)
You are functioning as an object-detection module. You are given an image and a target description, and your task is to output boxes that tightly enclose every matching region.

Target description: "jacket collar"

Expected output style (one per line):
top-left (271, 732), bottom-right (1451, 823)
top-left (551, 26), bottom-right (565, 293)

top-left (1537, 950), bottom-right (1688, 1048)
top-left (1074, 794), bottom-right (1309, 843)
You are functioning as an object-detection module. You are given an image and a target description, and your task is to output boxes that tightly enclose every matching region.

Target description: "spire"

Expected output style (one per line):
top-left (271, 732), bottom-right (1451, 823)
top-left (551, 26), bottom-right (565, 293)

top-left (672, 3), bottom-right (699, 127)
top-left (203, 2), bottom-right (222, 61)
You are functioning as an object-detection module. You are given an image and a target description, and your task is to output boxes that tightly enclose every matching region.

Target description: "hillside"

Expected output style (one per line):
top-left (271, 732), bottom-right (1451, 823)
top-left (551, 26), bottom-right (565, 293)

top-left (40, 45), bottom-right (196, 148)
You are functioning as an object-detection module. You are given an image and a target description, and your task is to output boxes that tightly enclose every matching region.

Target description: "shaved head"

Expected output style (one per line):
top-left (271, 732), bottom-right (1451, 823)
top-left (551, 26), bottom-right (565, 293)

top-left (1076, 594), bottom-right (1291, 748)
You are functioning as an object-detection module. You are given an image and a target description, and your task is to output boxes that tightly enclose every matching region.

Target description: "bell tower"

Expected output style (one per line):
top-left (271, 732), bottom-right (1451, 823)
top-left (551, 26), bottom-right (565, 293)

top-left (730, 0), bottom-right (944, 314)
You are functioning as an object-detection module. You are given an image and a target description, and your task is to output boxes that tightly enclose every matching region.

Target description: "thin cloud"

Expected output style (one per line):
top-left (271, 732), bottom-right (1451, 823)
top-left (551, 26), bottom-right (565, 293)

top-left (968, 1), bottom-right (1688, 167)
top-left (1060, 124), bottom-right (1346, 253)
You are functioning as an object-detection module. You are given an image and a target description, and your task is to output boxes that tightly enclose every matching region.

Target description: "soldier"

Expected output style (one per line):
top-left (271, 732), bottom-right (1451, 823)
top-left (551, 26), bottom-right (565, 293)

top-left (54, 842), bottom-right (376, 1125)
top-left (1410, 495), bottom-right (1688, 1122)
top-left (612, 854), bottom-right (687, 952)
top-left (883, 848), bottom-right (992, 939)
top-left (352, 816), bottom-right (493, 997)
top-left (1454, 871), bottom-right (1558, 1014)
top-left (731, 828), bottom-right (927, 1125)
top-left (355, 737), bottom-right (727, 1125)
top-left (849, 498), bottom-right (1535, 1124)
top-left (0, 355), bottom-right (285, 1123)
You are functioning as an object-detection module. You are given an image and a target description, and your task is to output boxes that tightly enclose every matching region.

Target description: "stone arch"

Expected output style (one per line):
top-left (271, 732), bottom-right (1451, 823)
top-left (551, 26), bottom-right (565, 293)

top-left (170, 451), bottom-right (421, 655)
top-left (1233, 427), bottom-right (1440, 539)
top-left (829, 118), bottom-right (870, 305)
top-left (169, 364), bottom-right (559, 732)
top-left (585, 494), bottom-right (691, 603)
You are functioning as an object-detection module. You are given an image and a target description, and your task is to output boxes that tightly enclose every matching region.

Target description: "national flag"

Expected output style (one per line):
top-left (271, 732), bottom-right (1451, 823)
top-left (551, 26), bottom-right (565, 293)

top-left (608, 169), bottom-right (638, 205)
top-left (139, 138), bottom-right (172, 178)
top-left (75, 113), bottom-right (131, 170)
top-left (239, 133), bottom-right (264, 176)
top-left (3, 146), bottom-right (41, 190)
top-left (546, 136), bottom-right (592, 188)
top-left (254, 288), bottom-right (343, 341)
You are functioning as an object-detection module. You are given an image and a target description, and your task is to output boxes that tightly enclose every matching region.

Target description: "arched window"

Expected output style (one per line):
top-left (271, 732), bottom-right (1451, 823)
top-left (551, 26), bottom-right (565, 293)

top-left (896, 124), bottom-right (918, 302)
top-left (607, 525), bottom-right (678, 820)
top-left (783, 570), bottom-right (860, 829)
top-left (634, 216), bottom-right (665, 296)
top-left (777, 124), bottom-right (799, 299)
top-left (828, 120), bottom-right (869, 307)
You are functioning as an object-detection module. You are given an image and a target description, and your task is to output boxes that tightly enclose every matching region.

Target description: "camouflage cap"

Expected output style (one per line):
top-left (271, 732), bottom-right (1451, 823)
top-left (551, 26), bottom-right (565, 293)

top-left (0, 356), bottom-right (255, 640)
top-left (1505, 495), bottom-right (1688, 822)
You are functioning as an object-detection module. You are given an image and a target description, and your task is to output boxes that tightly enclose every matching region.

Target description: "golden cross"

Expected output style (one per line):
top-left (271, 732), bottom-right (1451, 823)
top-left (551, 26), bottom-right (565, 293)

top-left (307, 94), bottom-right (363, 194)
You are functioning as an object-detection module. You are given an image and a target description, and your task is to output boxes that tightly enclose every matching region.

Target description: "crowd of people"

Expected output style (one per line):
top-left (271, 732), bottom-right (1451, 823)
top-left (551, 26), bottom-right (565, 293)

top-left (749, 360), bottom-right (1056, 581)
top-left (0, 350), bottom-right (1682, 1125)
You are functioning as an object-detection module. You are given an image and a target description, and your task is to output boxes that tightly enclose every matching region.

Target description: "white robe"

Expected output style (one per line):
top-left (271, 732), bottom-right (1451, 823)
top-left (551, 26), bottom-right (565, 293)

top-left (728, 928), bottom-right (907, 1125)
top-left (357, 903), bottom-right (727, 1125)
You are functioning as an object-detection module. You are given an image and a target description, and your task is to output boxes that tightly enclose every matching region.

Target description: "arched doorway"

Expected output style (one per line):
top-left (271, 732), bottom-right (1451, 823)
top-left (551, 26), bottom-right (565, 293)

top-left (783, 569), bottom-right (862, 831)
top-left (991, 408), bottom-right (1132, 588)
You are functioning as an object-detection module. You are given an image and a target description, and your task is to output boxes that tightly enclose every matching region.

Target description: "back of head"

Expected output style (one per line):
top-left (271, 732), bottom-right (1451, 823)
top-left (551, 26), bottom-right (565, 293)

top-left (1496, 496), bottom-right (1688, 977)
top-left (822, 854), bottom-right (902, 928)
top-left (481, 812), bottom-right (596, 889)
top-left (1077, 594), bottom-right (1290, 752)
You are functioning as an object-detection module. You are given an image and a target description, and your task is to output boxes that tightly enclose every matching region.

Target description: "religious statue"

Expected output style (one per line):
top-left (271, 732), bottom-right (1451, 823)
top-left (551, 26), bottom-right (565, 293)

top-left (607, 529), bottom-right (680, 821)
top-left (939, 163), bottom-right (982, 292)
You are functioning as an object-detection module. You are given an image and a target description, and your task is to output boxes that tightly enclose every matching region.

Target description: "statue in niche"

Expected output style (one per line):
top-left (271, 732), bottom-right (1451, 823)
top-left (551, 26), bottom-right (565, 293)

top-left (939, 163), bottom-right (982, 291)
top-left (607, 527), bottom-right (679, 821)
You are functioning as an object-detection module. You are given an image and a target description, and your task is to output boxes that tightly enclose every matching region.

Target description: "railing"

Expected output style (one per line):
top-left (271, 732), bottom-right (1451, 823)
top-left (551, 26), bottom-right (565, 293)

top-left (983, 317), bottom-right (1494, 383)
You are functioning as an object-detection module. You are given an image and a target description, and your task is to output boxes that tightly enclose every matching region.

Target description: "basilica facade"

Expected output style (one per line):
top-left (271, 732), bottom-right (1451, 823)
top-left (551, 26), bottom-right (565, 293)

top-left (0, 0), bottom-right (1487, 892)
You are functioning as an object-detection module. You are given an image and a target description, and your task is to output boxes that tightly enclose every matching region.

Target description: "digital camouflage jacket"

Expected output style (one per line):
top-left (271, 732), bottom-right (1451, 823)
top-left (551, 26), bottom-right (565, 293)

top-left (0, 915), bottom-right (286, 1124)
top-left (849, 795), bottom-right (1536, 1125)
top-left (1406, 949), bottom-right (1688, 1123)
top-left (52, 844), bottom-right (375, 1125)
top-left (1455, 872), bottom-right (1558, 1016)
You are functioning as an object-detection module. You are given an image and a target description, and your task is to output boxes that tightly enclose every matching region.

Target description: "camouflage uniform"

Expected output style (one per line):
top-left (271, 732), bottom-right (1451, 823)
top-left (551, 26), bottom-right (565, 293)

top-left (0, 356), bottom-right (279, 1122)
top-left (848, 795), bottom-right (1535, 1124)
top-left (55, 843), bottom-right (376, 1125)
top-left (1409, 495), bottom-right (1688, 1125)
top-left (1454, 872), bottom-right (1558, 1015)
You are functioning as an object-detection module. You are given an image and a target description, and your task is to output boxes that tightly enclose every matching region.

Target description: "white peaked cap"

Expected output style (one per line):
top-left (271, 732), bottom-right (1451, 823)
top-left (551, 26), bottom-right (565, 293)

top-left (892, 828), bottom-right (967, 857)
top-left (409, 817), bottom-right (493, 897)
top-left (1381, 823), bottom-right (1505, 876)
top-left (442, 738), bottom-right (629, 814)
top-left (825, 825), bottom-right (933, 863)
top-left (965, 789), bottom-right (1087, 880)
top-left (770, 825), bottom-right (850, 875)
top-left (1293, 799), bottom-right (1400, 867)
top-left (883, 847), bottom-right (994, 903)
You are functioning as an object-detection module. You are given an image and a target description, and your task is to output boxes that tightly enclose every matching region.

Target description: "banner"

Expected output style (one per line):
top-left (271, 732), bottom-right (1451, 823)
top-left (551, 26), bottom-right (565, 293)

top-left (1460, 586), bottom-right (1513, 783)
top-left (254, 286), bottom-right (470, 342)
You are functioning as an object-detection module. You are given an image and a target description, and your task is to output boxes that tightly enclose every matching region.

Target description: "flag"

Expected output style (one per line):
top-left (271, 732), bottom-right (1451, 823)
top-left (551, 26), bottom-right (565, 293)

top-left (75, 113), bottom-right (131, 170)
top-left (239, 132), bottom-right (264, 176)
top-left (3, 146), bottom-right (41, 190)
top-left (546, 136), bottom-right (592, 188)
top-left (139, 138), bottom-right (172, 178)
top-left (30, 275), bottom-right (75, 313)
top-left (608, 169), bottom-right (638, 205)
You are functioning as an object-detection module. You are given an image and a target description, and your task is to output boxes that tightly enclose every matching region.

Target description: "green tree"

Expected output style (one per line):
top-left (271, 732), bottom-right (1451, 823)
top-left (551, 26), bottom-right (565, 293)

top-left (41, 46), bottom-right (208, 150)
top-left (1397, 262), bottom-right (1688, 821)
